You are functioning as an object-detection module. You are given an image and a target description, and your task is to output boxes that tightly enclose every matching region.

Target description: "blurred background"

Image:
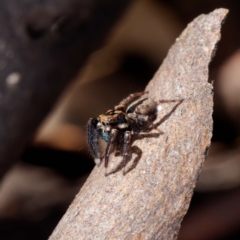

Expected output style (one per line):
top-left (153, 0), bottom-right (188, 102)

top-left (1, 0), bottom-right (240, 239)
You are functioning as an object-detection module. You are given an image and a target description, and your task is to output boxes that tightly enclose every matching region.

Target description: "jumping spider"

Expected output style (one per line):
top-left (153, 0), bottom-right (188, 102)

top-left (87, 91), bottom-right (178, 174)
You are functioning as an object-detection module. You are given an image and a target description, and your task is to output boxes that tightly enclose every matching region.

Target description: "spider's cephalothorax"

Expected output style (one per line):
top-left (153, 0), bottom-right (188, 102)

top-left (87, 91), bottom-right (170, 174)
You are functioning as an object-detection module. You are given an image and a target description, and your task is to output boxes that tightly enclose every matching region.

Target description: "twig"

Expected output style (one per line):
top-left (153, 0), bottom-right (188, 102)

top-left (49, 9), bottom-right (228, 240)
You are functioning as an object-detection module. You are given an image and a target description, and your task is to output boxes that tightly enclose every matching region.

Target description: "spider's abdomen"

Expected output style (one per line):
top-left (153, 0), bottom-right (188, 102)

top-left (135, 98), bottom-right (156, 115)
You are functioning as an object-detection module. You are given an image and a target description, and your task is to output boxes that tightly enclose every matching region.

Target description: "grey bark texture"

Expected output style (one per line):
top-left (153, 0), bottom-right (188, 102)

top-left (0, 0), bottom-right (131, 179)
top-left (49, 9), bottom-right (228, 240)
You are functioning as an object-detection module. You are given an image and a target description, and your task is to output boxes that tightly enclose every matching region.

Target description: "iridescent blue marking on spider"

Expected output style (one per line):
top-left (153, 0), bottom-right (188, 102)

top-left (103, 132), bottom-right (109, 142)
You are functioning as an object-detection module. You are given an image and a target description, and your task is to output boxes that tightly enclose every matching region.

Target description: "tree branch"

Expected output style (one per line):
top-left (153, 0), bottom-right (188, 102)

top-left (49, 8), bottom-right (228, 240)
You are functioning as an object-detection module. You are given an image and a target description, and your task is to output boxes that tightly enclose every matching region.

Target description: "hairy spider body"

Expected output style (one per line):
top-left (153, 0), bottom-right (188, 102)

top-left (87, 91), bottom-right (160, 173)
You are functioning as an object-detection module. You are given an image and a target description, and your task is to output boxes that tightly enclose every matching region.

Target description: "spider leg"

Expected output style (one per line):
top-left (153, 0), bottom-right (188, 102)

top-left (122, 131), bottom-right (131, 175)
top-left (87, 118), bottom-right (101, 165)
top-left (114, 91), bottom-right (148, 111)
top-left (105, 128), bottom-right (118, 169)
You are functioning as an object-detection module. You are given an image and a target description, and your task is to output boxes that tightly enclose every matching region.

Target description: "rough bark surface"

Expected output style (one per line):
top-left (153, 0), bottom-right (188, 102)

top-left (49, 9), bottom-right (228, 240)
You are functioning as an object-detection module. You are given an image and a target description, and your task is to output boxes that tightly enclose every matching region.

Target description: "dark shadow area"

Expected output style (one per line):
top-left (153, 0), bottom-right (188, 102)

top-left (22, 147), bottom-right (94, 179)
top-left (105, 145), bottom-right (142, 176)
top-left (0, 211), bottom-right (64, 240)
